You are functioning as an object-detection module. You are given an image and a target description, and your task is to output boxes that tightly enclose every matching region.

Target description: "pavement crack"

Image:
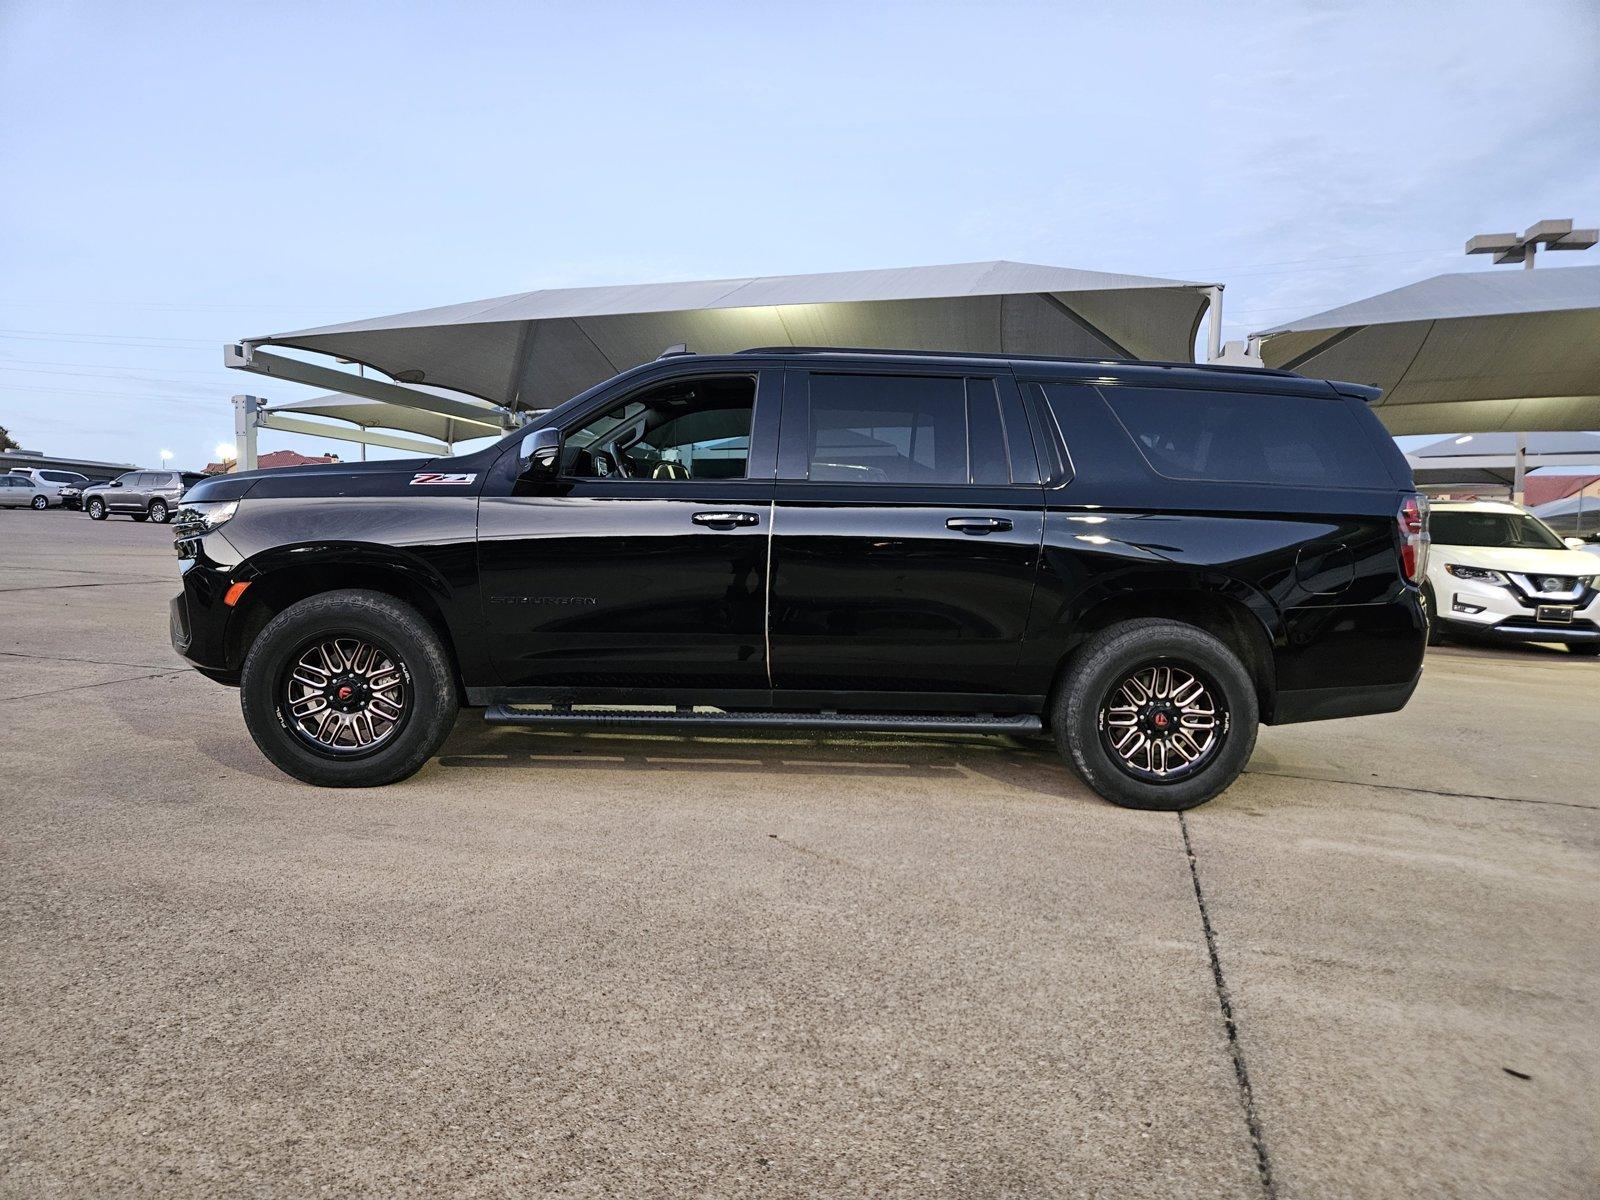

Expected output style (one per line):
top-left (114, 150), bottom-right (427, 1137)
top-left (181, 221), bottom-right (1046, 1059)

top-left (0, 649), bottom-right (184, 671)
top-left (1243, 766), bottom-right (1596, 812)
top-left (0, 578), bottom-right (172, 592)
top-left (1180, 811), bottom-right (1276, 1200)
top-left (0, 668), bottom-right (190, 704)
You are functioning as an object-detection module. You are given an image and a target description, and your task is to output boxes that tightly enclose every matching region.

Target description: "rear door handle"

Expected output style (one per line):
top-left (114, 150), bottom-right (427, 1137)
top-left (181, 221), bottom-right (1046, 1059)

top-left (947, 516), bottom-right (1013, 534)
top-left (693, 510), bottom-right (760, 528)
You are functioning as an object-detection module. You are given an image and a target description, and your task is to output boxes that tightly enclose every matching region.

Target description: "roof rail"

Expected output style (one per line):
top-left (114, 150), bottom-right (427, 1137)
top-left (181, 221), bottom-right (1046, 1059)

top-left (733, 345), bottom-right (1299, 377)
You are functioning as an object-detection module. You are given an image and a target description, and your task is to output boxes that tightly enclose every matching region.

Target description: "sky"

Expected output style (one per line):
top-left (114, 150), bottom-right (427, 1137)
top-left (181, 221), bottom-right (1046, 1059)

top-left (2, 0), bottom-right (1598, 471)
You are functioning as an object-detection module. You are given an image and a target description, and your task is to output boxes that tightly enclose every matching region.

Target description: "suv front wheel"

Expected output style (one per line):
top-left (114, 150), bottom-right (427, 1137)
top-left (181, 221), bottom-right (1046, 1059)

top-left (240, 589), bottom-right (459, 786)
top-left (87, 497), bottom-right (107, 520)
top-left (1053, 619), bottom-right (1259, 810)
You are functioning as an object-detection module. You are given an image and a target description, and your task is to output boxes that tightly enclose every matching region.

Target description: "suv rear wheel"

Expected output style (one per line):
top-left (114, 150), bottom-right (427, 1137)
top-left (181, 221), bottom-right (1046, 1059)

top-left (240, 589), bottom-right (458, 787)
top-left (1053, 619), bottom-right (1259, 810)
top-left (149, 498), bottom-right (169, 523)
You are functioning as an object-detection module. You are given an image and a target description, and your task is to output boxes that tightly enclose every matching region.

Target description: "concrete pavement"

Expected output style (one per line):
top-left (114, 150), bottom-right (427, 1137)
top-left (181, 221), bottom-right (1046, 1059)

top-left (2, 508), bottom-right (1596, 1197)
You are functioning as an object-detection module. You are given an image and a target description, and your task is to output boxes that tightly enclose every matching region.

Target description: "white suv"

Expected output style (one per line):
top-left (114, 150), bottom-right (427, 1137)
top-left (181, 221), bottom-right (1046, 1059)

top-left (10, 467), bottom-right (91, 508)
top-left (1423, 500), bottom-right (1599, 656)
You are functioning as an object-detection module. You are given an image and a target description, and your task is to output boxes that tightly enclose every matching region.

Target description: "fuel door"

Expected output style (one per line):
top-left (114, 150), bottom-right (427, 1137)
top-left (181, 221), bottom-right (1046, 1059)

top-left (1294, 542), bottom-right (1355, 596)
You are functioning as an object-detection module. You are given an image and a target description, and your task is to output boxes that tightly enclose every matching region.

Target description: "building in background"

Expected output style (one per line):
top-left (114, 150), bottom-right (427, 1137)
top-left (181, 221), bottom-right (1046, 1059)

top-left (0, 448), bottom-right (137, 483)
top-left (203, 449), bottom-right (340, 476)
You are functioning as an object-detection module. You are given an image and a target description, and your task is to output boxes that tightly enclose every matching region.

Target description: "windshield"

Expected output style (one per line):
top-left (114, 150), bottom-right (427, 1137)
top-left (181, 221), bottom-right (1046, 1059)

top-left (1432, 510), bottom-right (1565, 551)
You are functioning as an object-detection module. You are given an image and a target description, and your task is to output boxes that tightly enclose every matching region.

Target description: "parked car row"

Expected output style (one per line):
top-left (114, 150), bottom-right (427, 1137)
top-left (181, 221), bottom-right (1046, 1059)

top-left (83, 470), bottom-right (208, 523)
top-left (0, 467), bottom-right (94, 508)
top-left (0, 467), bottom-right (207, 521)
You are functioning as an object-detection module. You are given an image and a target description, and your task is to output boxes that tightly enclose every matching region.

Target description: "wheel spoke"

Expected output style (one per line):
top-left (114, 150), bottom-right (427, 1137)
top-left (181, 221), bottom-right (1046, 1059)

top-left (1099, 660), bottom-right (1228, 784)
top-left (284, 636), bottom-right (408, 757)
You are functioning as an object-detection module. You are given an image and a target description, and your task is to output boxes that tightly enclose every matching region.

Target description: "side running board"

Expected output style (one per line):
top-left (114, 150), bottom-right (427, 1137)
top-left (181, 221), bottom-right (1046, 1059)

top-left (483, 704), bottom-right (1042, 736)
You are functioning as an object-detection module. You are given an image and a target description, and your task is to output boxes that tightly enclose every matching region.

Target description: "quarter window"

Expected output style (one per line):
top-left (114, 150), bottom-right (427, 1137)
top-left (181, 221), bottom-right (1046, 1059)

top-left (806, 374), bottom-right (969, 484)
top-left (1096, 386), bottom-right (1389, 488)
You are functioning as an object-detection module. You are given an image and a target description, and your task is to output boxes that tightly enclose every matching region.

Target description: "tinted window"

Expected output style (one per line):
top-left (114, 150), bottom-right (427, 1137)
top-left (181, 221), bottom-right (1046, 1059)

top-left (115, 473), bottom-right (140, 485)
top-left (1432, 510), bottom-right (1564, 550)
top-left (40, 471), bottom-right (82, 484)
top-left (807, 374), bottom-right (968, 484)
top-left (1100, 386), bottom-right (1388, 488)
top-left (563, 375), bottom-right (754, 480)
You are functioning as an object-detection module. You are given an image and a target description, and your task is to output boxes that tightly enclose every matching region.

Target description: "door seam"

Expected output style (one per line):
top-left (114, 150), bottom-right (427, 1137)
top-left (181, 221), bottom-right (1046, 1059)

top-left (763, 498), bottom-right (776, 690)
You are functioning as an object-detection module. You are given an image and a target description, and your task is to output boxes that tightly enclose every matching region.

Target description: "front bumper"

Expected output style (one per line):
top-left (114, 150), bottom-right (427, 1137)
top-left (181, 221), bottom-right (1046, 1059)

top-left (1435, 573), bottom-right (1600, 646)
top-left (170, 534), bottom-right (246, 685)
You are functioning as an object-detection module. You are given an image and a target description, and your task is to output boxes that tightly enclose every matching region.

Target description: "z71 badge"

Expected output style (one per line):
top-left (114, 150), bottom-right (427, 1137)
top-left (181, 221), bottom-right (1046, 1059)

top-left (409, 472), bottom-right (477, 486)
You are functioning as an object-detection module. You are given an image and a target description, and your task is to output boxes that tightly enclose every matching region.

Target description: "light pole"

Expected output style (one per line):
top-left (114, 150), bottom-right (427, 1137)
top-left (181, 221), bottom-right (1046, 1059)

top-left (159, 449), bottom-right (173, 470)
top-left (1464, 219), bottom-right (1597, 507)
top-left (1466, 219), bottom-right (1596, 270)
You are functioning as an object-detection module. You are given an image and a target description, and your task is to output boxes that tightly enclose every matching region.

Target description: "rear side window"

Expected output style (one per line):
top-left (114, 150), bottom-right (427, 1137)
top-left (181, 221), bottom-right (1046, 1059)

top-left (806, 374), bottom-right (968, 484)
top-left (1099, 386), bottom-right (1389, 488)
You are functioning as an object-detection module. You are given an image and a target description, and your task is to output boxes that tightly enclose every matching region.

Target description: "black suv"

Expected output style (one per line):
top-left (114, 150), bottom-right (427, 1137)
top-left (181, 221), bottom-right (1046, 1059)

top-left (171, 348), bottom-right (1428, 809)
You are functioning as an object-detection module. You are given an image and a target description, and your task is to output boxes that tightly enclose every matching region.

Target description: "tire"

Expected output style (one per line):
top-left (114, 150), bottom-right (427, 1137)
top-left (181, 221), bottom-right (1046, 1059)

top-left (240, 589), bottom-right (458, 787)
top-left (1052, 619), bottom-right (1259, 811)
top-left (149, 498), bottom-right (169, 523)
top-left (87, 497), bottom-right (107, 520)
top-left (31, 494), bottom-right (48, 510)
top-left (131, 513), bottom-right (149, 522)
top-left (1568, 643), bottom-right (1600, 657)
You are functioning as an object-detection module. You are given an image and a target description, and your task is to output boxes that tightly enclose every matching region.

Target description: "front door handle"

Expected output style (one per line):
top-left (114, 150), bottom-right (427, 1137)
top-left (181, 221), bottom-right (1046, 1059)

top-left (692, 510), bottom-right (760, 528)
top-left (947, 516), bottom-right (1013, 534)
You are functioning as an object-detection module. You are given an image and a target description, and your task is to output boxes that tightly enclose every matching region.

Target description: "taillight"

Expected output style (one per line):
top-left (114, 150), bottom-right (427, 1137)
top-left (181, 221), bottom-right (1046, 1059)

top-left (1398, 493), bottom-right (1429, 584)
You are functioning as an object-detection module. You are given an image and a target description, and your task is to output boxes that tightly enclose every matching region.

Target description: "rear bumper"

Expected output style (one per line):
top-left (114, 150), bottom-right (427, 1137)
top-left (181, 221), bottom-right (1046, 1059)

top-left (1270, 671), bottom-right (1421, 724)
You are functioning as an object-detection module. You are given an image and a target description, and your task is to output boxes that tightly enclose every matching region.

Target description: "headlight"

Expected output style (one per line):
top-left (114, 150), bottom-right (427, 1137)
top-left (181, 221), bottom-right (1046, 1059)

top-left (174, 500), bottom-right (238, 536)
top-left (1444, 564), bottom-right (1508, 583)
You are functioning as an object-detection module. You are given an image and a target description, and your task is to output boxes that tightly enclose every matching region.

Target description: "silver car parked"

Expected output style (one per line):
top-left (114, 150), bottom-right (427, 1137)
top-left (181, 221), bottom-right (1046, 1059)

top-left (0, 472), bottom-right (55, 509)
top-left (10, 467), bottom-right (91, 508)
top-left (83, 470), bottom-right (204, 523)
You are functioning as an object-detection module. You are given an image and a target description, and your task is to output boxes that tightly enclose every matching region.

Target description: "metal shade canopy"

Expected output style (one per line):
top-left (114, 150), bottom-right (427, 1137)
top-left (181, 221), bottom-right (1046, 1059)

top-left (247, 261), bottom-right (1217, 413)
top-left (1406, 431), bottom-right (1600, 487)
top-left (1253, 266), bottom-right (1600, 435)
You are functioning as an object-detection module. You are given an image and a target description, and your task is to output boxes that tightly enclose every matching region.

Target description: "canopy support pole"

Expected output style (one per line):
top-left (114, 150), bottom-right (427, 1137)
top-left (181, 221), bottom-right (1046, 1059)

top-left (256, 412), bottom-right (450, 457)
top-left (1204, 286), bottom-right (1224, 362)
top-left (232, 394), bottom-right (260, 472)
top-left (225, 343), bottom-right (514, 432)
top-left (1512, 432), bottom-right (1528, 506)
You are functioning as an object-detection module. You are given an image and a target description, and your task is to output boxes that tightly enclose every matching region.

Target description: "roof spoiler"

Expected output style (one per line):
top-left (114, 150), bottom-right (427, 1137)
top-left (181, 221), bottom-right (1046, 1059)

top-left (1328, 379), bottom-right (1382, 403)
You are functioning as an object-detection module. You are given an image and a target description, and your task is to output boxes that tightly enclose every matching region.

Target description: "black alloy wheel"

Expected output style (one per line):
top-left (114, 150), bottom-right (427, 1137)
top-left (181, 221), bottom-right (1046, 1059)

top-left (239, 589), bottom-right (458, 787)
top-left (1053, 618), bottom-right (1259, 811)
top-left (1097, 661), bottom-right (1229, 783)
top-left (279, 635), bottom-right (411, 758)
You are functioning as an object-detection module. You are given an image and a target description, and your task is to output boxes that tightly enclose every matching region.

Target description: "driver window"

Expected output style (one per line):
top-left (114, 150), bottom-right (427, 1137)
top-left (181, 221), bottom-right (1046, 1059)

top-left (561, 376), bottom-right (755, 481)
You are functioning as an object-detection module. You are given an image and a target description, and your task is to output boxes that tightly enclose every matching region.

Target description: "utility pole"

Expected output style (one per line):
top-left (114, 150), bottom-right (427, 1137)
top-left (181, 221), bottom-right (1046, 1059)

top-left (1466, 219), bottom-right (1596, 269)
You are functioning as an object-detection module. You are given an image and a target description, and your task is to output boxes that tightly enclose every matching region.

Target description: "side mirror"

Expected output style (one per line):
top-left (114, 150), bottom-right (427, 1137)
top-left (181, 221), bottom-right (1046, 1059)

top-left (519, 427), bottom-right (563, 480)
top-left (1565, 537), bottom-right (1586, 550)
top-left (110, 480), bottom-right (122, 487)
